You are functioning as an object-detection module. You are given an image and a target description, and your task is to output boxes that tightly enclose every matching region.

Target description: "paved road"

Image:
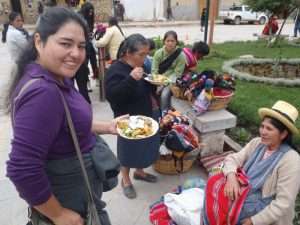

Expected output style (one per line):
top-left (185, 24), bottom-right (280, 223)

top-left (0, 22), bottom-right (296, 225)
top-left (122, 22), bottom-right (295, 44)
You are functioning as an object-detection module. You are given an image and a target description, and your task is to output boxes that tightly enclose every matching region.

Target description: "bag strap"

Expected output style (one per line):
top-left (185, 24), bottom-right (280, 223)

top-left (13, 78), bottom-right (102, 224)
top-left (158, 48), bottom-right (182, 74)
top-left (56, 86), bottom-right (102, 224)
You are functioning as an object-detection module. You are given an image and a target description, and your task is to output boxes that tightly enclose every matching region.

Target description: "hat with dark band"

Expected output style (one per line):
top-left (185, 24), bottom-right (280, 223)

top-left (258, 100), bottom-right (299, 135)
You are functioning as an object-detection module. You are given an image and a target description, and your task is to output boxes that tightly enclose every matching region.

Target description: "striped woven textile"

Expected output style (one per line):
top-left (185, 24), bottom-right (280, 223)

top-left (203, 169), bottom-right (250, 225)
top-left (199, 151), bottom-right (235, 171)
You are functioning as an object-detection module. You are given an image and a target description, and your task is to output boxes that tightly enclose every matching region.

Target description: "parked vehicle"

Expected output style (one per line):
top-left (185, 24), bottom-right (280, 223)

top-left (219, 5), bottom-right (268, 25)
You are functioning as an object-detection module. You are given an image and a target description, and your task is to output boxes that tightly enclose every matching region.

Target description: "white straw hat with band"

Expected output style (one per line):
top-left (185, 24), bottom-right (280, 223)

top-left (258, 100), bottom-right (299, 135)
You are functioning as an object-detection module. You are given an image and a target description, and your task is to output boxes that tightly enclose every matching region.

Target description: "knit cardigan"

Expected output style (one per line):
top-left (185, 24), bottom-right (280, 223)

top-left (223, 137), bottom-right (300, 225)
top-left (96, 25), bottom-right (124, 60)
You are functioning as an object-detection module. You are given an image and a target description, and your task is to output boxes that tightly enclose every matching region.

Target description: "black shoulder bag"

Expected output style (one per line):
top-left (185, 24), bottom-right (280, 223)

top-left (158, 48), bottom-right (182, 74)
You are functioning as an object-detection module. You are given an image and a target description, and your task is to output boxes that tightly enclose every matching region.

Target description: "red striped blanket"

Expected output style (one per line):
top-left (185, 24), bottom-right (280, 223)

top-left (199, 151), bottom-right (234, 171)
top-left (203, 169), bottom-right (250, 225)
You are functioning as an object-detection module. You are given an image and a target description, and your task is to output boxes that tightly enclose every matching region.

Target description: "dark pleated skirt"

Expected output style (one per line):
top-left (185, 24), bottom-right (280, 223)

top-left (117, 131), bottom-right (160, 168)
top-left (45, 150), bottom-right (111, 225)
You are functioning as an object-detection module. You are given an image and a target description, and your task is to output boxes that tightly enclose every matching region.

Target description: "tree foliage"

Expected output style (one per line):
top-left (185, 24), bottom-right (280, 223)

top-left (243, 0), bottom-right (300, 18)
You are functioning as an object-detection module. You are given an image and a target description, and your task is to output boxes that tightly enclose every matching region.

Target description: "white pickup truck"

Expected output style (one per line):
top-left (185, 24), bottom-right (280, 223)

top-left (219, 5), bottom-right (268, 25)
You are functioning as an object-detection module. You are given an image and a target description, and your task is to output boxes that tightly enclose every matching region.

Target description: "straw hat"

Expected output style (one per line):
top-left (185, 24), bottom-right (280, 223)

top-left (258, 100), bottom-right (299, 135)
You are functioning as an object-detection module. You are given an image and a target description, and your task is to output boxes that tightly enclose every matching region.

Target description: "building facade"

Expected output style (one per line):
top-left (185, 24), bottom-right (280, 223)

top-left (0, 0), bottom-right (112, 24)
top-left (0, 0), bottom-right (243, 24)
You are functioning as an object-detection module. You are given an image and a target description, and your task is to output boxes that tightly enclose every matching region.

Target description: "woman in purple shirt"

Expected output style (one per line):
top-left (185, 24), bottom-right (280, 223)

top-left (5, 7), bottom-right (119, 225)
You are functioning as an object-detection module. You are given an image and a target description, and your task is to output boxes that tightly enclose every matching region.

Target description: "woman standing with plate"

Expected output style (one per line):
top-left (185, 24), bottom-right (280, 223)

top-left (105, 34), bottom-right (160, 199)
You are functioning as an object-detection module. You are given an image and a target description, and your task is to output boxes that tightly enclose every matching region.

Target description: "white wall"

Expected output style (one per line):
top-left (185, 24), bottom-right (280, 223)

top-left (122, 0), bottom-right (165, 21)
top-left (172, 0), bottom-right (200, 20)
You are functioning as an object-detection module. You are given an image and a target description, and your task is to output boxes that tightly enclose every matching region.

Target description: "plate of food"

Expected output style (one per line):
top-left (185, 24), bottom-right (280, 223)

top-left (117, 116), bottom-right (159, 139)
top-left (144, 74), bottom-right (171, 86)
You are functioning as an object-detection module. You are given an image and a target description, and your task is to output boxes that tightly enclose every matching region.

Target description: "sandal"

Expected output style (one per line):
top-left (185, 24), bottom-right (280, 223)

top-left (121, 180), bottom-right (136, 199)
top-left (133, 172), bottom-right (157, 183)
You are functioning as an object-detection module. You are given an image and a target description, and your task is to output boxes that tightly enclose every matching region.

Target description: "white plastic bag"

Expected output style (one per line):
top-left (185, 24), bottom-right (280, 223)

top-left (164, 188), bottom-right (204, 225)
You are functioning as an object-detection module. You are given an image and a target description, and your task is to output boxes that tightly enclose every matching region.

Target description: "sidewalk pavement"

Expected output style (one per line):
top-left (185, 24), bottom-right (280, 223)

top-left (0, 41), bottom-right (207, 225)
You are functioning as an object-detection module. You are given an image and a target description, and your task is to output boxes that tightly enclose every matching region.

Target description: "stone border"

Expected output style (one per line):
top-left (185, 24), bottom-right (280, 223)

top-left (287, 41), bottom-right (300, 48)
top-left (222, 58), bottom-right (300, 86)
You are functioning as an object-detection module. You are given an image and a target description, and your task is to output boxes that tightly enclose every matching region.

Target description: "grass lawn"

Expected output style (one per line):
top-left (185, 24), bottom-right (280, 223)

top-left (198, 40), bottom-right (300, 149)
top-left (197, 40), bottom-right (300, 225)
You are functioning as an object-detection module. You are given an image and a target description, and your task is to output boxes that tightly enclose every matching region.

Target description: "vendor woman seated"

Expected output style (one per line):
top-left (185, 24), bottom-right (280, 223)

top-left (182, 41), bottom-right (209, 73)
top-left (151, 30), bottom-right (186, 110)
top-left (203, 100), bottom-right (300, 225)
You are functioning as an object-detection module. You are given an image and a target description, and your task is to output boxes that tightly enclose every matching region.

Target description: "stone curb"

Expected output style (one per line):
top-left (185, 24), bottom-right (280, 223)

top-left (222, 58), bottom-right (300, 86)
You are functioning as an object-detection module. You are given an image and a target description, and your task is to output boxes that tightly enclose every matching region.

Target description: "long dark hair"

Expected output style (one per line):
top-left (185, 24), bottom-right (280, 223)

top-left (2, 11), bottom-right (21, 43)
top-left (117, 33), bottom-right (148, 59)
top-left (79, 2), bottom-right (94, 33)
top-left (263, 116), bottom-right (296, 149)
top-left (5, 7), bottom-right (88, 113)
top-left (192, 41), bottom-right (210, 56)
top-left (108, 16), bottom-right (124, 36)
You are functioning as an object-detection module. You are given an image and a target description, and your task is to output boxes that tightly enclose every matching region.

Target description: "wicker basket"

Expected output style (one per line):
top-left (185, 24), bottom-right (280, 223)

top-left (170, 85), bottom-right (187, 100)
top-left (208, 88), bottom-right (234, 111)
top-left (153, 150), bottom-right (199, 175)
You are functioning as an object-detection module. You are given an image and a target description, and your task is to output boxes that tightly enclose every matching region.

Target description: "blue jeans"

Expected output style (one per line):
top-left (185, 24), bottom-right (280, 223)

top-left (294, 21), bottom-right (300, 37)
top-left (160, 86), bottom-right (172, 111)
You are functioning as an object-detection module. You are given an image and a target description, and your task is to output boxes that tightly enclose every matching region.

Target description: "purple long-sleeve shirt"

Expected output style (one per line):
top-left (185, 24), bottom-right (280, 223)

top-left (6, 63), bottom-right (96, 206)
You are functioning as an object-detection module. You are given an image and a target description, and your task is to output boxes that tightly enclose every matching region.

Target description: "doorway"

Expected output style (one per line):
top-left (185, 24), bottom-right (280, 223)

top-left (10, 0), bottom-right (22, 15)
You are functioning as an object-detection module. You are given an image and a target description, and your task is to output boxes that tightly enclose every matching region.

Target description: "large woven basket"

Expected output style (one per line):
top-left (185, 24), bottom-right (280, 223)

top-left (208, 88), bottom-right (234, 111)
top-left (153, 150), bottom-right (199, 175)
top-left (170, 85), bottom-right (187, 100)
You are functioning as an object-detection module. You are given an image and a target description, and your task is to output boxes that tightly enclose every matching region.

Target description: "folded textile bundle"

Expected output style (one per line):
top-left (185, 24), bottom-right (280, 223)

top-left (199, 151), bottom-right (234, 172)
top-left (164, 188), bottom-right (205, 225)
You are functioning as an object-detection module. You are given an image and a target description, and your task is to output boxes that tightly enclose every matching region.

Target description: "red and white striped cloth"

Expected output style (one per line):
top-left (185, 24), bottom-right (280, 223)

top-left (199, 151), bottom-right (235, 171)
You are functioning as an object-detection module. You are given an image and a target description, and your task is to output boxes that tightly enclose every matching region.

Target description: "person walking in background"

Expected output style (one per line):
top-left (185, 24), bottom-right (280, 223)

top-left (2, 12), bottom-right (29, 62)
top-left (166, 0), bottom-right (174, 20)
top-left (74, 1), bottom-right (99, 103)
top-left (36, 1), bottom-right (44, 25)
top-left (200, 8), bottom-right (206, 32)
top-left (37, 1), bottom-right (44, 15)
top-left (96, 16), bottom-right (125, 62)
top-left (294, 9), bottom-right (300, 37)
top-left (6, 7), bottom-right (118, 225)
top-left (105, 34), bottom-right (160, 199)
top-left (115, 1), bottom-right (125, 22)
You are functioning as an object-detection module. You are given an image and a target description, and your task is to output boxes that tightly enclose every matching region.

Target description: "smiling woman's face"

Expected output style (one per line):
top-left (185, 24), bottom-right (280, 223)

top-left (259, 117), bottom-right (288, 150)
top-left (35, 21), bottom-right (86, 81)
